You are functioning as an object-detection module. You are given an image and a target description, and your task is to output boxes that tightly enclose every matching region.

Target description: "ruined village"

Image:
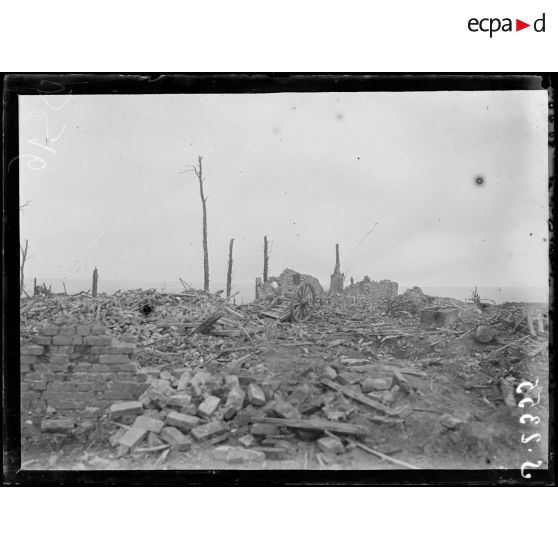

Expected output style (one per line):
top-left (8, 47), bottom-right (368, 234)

top-left (16, 87), bottom-right (550, 474)
top-left (20, 217), bottom-right (549, 470)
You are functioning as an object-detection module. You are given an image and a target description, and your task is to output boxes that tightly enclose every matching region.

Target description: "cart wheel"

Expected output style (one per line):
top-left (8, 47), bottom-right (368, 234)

top-left (291, 282), bottom-right (316, 322)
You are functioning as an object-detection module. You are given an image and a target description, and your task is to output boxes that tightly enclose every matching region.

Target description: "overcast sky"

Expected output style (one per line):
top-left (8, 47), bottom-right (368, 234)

top-left (19, 90), bottom-right (548, 292)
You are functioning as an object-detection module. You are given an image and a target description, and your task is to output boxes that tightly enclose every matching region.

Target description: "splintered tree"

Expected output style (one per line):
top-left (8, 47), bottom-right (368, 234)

top-left (92, 267), bottom-right (99, 297)
top-left (20, 239), bottom-right (29, 297)
top-left (19, 201), bottom-right (31, 297)
top-left (226, 238), bottom-right (234, 298)
top-left (183, 156), bottom-right (210, 292)
top-left (263, 235), bottom-right (269, 283)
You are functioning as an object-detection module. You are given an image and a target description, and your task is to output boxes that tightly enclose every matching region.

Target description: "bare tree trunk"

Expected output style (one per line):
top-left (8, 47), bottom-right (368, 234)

top-left (263, 235), bottom-right (269, 283)
top-left (194, 156), bottom-right (210, 292)
top-left (20, 240), bottom-right (29, 296)
top-left (92, 267), bottom-right (98, 297)
top-left (226, 238), bottom-right (234, 298)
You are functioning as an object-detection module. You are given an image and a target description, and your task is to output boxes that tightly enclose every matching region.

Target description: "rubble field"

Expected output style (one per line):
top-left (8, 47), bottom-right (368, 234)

top-left (20, 286), bottom-right (550, 470)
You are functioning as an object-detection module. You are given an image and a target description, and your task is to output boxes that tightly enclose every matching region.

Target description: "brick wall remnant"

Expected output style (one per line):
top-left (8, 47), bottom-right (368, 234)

top-left (277, 269), bottom-right (324, 298)
top-left (20, 316), bottom-right (148, 423)
top-left (344, 277), bottom-right (398, 300)
top-left (256, 269), bottom-right (325, 300)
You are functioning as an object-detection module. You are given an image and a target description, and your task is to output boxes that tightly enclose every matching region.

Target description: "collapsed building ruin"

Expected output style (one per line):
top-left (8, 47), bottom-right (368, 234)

top-left (344, 276), bottom-right (398, 300)
top-left (255, 268), bottom-right (324, 300)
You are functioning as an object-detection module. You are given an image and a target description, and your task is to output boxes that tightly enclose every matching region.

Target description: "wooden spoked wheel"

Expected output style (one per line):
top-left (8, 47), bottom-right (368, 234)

top-left (290, 283), bottom-right (316, 322)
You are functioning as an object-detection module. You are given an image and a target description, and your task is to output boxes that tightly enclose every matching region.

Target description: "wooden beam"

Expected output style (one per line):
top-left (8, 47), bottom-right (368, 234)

top-left (321, 378), bottom-right (399, 416)
top-left (257, 417), bottom-right (368, 437)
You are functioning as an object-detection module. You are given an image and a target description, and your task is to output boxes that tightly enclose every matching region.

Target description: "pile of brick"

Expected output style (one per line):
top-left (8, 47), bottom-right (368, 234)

top-left (388, 286), bottom-right (464, 317)
top-left (101, 358), bottom-right (416, 465)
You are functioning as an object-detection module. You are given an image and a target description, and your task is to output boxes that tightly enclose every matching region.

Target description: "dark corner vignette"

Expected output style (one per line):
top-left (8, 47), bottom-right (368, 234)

top-left (3, 73), bottom-right (555, 486)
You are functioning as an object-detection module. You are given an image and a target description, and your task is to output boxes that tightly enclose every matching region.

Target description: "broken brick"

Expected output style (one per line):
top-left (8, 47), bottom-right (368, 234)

top-left (247, 383), bottom-right (266, 406)
top-left (321, 365), bottom-right (338, 380)
top-left (190, 421), bottom-right (228, 441)
top-left (40, 418), bottom-right (75, 433)
top-left (317, 436), bottom-right (344, 454)
top-left (160, 427), bottom-right (191, 450)
top-left (166, 410), bottom-right (200, 432)
top-left (290, 384), bottom-right (310, 407)
top-left (255, 446), bottom-right (289, 460)
top-left (133, 415), bottom-right (165, 434)
top-left (239, 434), bottom-right (255, 448)
top-left (109, 401), bottom-right (143, 418)
top-left (250, 423), bottom-right (279, 437)
top-left (213, 446), bottom-right (265, 464)
top-left (118, 426), bottom-right (148, 449)
top-left (270, 400), bottom-right (301, 420)
top-left (197, 395), bottom-right (221, 419)
top-left (167, 394), bottom-right (192, 408)
top-left (362, 377), bottom-right (393, 392)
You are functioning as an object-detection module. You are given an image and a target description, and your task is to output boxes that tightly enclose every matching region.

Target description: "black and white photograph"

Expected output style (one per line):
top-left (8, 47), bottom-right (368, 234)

top-left (7, 74), bottom-right (552, 478)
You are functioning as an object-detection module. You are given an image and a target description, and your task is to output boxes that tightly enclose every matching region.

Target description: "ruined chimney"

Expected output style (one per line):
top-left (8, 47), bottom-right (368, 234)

top-left (329, 243), bottom-right (344, 294)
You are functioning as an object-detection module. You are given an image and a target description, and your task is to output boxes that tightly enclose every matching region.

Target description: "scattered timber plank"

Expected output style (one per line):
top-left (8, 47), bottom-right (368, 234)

top-left (222, 305), bottom-right (246, 320)
top-left (342, 437), bottom-right (419, 470)
top-left (536, 313), bottom-right (544, 334)
top-left (134, 444), bottom-right (170, 453)
top-left (158, 292), bottom-right (198, 298)
top-left (257, 417), bottom-right (368, 437)
top-left (512, 314), bottom-right (526, 333)
top-left (154, 447), bottom-right (170, 467)
top-left (485, 335), bottom-right (531, 357)
top-left (226, 353), bottom-right (252, 370)
top-left (526, 313), bottom-right (537, 337)
top-left (321, 378), bottom-right (399, 416)
top-left (190, 311), bottom-right (225, 335)
top-left (217, 346), bottom-right (252, 356)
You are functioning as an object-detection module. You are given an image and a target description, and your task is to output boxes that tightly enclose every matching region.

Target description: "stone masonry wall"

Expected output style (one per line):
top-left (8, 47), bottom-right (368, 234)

top-left (343, 278), bottom-right (398, 301)
top-left (20, 319), bottom-right (148, 422)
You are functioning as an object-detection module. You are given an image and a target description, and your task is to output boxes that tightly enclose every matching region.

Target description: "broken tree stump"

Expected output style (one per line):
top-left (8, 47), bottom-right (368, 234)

top-left (92, 267), bottom-right (98, 298)
top-left (226, 238), bottom-right (234, 298)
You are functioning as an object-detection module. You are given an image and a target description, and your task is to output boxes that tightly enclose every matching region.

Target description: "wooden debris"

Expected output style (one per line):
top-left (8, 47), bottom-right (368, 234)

top-left (222, 305), bottom-right (246, 320)
top-left (258, 417), bottom-right (368, 437)
top-left (526, 313), bottom-right (537, 337)
top-left (191, 311), bottom-right (225, 335)
top-left (345, 438), bottom-right (419, 470)
top-left (321, 378), bottom-right (399, 416)
top-left (134, 444), bottom-right (170, 453)
top-left (485, 335), bottom-right (531, 357)
top-left (154, 447), bottom-right (170, 467)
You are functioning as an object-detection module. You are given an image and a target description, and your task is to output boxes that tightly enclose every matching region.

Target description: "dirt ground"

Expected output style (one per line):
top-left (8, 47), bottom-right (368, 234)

top-left (20, 294), bottom-right (550, 472)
